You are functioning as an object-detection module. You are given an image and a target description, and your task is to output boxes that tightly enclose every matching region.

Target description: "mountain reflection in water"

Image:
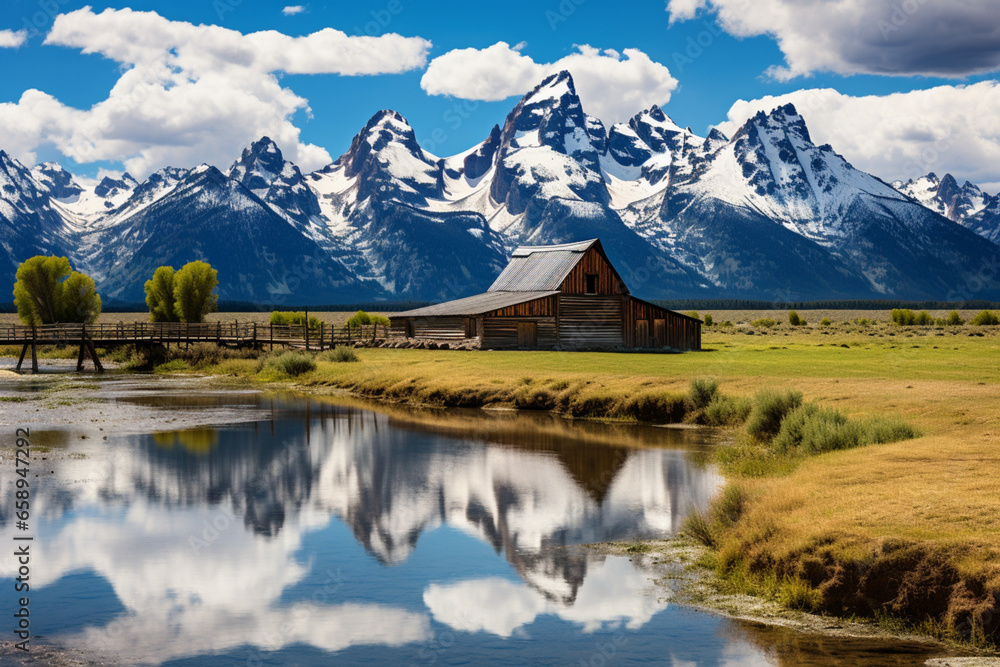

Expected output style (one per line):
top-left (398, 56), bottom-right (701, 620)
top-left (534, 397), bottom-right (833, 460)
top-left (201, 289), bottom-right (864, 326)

top-left (0, 394), bottom-right (945, 665)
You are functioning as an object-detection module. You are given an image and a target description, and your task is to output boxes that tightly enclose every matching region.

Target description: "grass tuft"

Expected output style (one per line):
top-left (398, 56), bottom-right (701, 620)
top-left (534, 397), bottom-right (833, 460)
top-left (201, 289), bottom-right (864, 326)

top-left (745, 389), bottom-right (803, 441)
top-left (264, 352), bottom-right (316, 377)
top-left (688, 377), bottom-right (719, 410)
top-left (317, 346), bottom-right (359, 363)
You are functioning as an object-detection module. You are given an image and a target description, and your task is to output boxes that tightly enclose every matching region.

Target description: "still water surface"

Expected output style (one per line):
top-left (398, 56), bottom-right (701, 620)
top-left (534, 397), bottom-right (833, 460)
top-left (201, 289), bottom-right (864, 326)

top-left (0, 385), bottom-right (947, 665)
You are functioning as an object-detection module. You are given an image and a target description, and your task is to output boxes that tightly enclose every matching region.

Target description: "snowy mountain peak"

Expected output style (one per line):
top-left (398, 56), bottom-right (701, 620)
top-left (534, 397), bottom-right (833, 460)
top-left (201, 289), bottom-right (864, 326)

top-left (228, 136), bottom-right (301, 195)
top-left (893, 171), bottom-right (993, 224)
top-left (735, 103), bottom-right (811, 145)
top-left (94, 173), bottom-right (137, 199)
top-left (331, 109), bottom-right (441, 205)
top-left (32, 162), bottom-right (84, 200)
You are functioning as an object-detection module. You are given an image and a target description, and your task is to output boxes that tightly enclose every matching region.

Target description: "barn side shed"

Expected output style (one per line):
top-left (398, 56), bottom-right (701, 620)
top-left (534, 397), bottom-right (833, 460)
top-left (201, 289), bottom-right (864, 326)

top-left (389, 239), bottom-right (701, 351)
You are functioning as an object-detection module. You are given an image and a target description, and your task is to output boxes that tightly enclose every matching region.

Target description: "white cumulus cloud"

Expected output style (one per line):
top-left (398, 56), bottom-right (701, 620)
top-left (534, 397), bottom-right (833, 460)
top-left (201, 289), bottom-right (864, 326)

top-left (666, 0), bottom-right (1000, 80)
top-left (420, 42), bottom-right (679, 124)
top-left (0, 29), bottom-right (28, 48)
top-left (0, 7), bottom-right (431, 176)
top-left (282, 5), bottom-right (307, 16)
top-left (718, 82), bottom-right (1000, 191)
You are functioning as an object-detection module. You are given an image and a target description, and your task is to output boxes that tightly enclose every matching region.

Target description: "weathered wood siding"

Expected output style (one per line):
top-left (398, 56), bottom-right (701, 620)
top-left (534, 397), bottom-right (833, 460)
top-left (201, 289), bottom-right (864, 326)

top-left (624, 298), bottom-right (700, 350)
top-left (396, 316), bottom-right (467, 340)
top-left (559, 247), bottom-right (628, 296)
top-left (558, 296), bottom-right (624, 349)
top-left (481, 317), bottom-right (557, 349)
top-left (484, 295), bottom-right (556, 317)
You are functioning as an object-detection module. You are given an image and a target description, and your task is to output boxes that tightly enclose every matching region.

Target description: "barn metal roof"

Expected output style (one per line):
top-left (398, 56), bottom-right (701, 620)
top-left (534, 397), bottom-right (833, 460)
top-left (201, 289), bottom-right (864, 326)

top-left (488, 239), bottom-right (599, 292)
top-left (390, 291), bottom-right (559, 317)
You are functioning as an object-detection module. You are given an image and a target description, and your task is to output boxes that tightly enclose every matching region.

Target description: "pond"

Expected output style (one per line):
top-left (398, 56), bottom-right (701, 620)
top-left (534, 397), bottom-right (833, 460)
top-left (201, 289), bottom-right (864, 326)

top-left (0, 380), bottom-right (948, 665)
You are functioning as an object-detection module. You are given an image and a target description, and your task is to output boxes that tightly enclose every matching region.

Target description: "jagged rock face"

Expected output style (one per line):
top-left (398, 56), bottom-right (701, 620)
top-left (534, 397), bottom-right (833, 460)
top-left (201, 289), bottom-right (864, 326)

top-left (32, 162), bottom-right (84, 199)
top-left (489, 71), bottom-right (609, 216)
top-left (0, 152), bottom-right (75, 286)
top-left (228, 137), bottom-right (322, 227)
top-left (2, 71), bottom-right (1000, 303)
top-left (462, 125), bottom-right (501, 181)
top-left (337, 110), bottom-right (443, 206)
top-left (893, 172), bottom-right (1000, 245)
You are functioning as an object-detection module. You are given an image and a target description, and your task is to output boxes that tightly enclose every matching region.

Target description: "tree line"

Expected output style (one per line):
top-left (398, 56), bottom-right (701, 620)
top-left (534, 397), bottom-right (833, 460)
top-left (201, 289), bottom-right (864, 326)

top-left (12, 256), bottom-right (218, 325)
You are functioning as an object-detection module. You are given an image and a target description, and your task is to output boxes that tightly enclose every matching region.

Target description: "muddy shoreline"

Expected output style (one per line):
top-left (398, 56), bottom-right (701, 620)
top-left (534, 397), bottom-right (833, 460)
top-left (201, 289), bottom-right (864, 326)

top-left (590, 538), bottom-right (1000, 663)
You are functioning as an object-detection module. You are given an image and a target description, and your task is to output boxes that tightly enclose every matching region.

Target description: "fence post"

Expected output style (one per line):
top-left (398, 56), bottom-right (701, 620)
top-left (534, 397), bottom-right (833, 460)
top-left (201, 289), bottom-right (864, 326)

top-left (30, 324), bottom-right (38, 374)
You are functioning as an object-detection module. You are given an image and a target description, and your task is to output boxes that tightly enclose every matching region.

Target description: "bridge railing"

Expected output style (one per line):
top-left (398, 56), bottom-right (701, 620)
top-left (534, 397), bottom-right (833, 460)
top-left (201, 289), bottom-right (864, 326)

top-left (0, 321), bottom-right (401, 348)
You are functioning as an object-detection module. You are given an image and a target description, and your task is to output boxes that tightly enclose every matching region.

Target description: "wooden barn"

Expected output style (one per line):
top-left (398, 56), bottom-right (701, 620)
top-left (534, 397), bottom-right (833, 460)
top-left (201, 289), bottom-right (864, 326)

top-left (389, 239), bottom-right (701, 351)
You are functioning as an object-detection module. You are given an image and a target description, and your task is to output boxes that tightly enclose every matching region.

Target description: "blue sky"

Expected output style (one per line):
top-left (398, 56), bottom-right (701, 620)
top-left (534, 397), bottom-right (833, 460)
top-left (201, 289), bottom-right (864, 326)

top-left (2, 0), bottom-right (1000, 189)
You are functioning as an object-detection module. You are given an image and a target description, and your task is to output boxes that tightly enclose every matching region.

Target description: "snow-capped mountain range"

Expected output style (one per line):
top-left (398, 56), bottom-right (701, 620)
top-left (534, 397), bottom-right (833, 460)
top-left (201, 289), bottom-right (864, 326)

top-left (2, 70), bottom-right (999, 304)
top-left (893, 172), bottom-right (1000, 246)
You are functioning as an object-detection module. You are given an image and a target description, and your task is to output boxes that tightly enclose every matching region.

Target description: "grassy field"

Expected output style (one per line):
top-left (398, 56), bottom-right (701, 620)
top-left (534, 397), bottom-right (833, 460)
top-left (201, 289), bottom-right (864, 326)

top-left (2, 311), bottom-right (998, 646)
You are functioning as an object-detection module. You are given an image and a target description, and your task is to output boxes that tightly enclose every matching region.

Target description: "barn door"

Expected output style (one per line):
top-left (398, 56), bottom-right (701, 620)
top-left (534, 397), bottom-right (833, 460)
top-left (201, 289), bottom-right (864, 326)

top-left (636, 320), bottom-right (650, 348)
top-left (517, 321), bottom-right (537, 348)
top-left (654, 319), bottom-right (666, 347)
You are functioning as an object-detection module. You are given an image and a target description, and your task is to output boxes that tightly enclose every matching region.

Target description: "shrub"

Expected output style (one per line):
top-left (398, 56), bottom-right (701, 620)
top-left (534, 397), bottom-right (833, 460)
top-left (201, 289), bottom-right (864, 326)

top-left (174, 343), bottom-right (260, 369)
top-left (264, 352), bottom-right (316, 377)
top-left (702, 395), bottom-right (753, 426)
top-left (772, 403), bottom-right (850, 453)
top-left (317, 345), bottom-right (359, 363)
top-left (688, 378), bottom-right (719, 410)
top-left (820, 318), bottom-right (831, 326)
top-left (914, 310), bottom-right (933, 326)
top-left (971, 310), bottom-right (1000, 326)
top-left (270, 311), bottom-right (321, 328)
top-left (773, 403), bottom-right (919, 454)
top-left (686, 311), bottom-right (699, 320)
top-left (720, 320), bottom-right (733, 327)
top-left (683, 510), bottom-right (716, 548)
top-left (347, 310), bottom-right (391, 328)
top-left (711, 485), bottom-right (748, 531)
top-left (788, 310), bottom-right (802, 326)
top-left (891, 308), bottom-right (915, 325)
top-left (703, 314), bottom-right (713, 326)
top-left (746, 389), bottom-right (803, 441)
top-left (752, 318), bottom-right (777, 328)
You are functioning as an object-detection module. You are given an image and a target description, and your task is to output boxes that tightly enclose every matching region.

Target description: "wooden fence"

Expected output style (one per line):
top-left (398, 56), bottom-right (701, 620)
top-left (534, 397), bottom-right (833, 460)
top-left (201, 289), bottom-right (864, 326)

top-left (0, 321), bottom-right (399, 373)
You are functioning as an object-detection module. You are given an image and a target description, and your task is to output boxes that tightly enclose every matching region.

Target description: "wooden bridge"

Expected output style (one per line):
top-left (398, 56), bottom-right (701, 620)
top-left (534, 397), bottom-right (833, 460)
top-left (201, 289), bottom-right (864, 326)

top-left (0, 321), bottom-right (392, 373)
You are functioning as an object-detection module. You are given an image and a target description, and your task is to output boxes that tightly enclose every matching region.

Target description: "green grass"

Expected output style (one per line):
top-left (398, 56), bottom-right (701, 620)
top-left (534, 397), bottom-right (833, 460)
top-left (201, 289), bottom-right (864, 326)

top-left (317, 345), bottom-right (359, 363)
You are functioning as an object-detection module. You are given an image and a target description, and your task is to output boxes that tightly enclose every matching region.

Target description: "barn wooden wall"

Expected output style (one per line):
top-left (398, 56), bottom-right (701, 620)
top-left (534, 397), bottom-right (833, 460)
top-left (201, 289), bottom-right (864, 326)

top-left (481, 317), bottom-right (557, 349)
top-left (391, 316), bottom-right (467, 340)
top-left (558, 296), bottom-right (624, 349)
top-left (624, 298), bottom-right (700, 350)
top-left (560, 247), bottom-right (627, 295)
top-left (486, 296), bottom-right (556, 317)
